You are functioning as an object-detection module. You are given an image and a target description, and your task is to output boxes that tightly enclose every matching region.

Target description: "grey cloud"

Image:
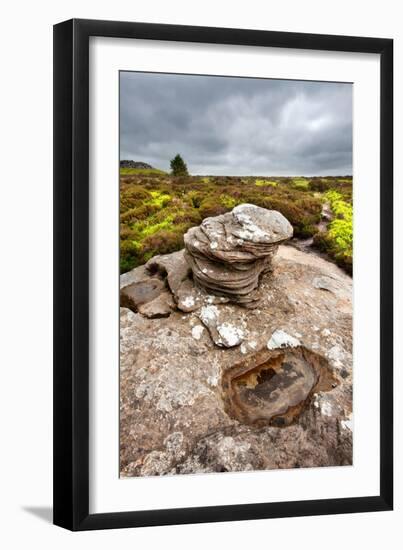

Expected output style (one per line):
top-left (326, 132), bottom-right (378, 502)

top-left (120, 71), bottom-right (352, 176)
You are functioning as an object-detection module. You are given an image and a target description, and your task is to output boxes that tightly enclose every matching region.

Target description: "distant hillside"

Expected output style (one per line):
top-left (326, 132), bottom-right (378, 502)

top-left (120, 160), bottom-right (166, 176)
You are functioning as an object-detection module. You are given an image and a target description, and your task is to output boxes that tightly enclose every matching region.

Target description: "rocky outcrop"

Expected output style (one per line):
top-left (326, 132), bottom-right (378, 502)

top-left (120, 244), bottom-right (353, 477)
top-left (121, 205), bottom-right (293, 319)
top-left (184, 204), bottom-right (293, 307)
top-left (120, 160), bottom-right (154, 169)
top-left (120, 205), bottom-right (294, 345)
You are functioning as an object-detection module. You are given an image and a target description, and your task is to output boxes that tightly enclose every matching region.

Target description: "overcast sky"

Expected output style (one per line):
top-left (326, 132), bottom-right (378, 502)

top-left (120, 71), bottom-right (352, 176)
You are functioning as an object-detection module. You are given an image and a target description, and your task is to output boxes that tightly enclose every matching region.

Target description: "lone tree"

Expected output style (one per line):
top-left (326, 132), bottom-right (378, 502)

top-left (170, 154), bottom-right (189, 176)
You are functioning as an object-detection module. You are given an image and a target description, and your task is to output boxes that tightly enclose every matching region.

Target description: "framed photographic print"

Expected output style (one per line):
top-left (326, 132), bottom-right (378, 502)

top-left (53, 19), bottom-right (393, 530)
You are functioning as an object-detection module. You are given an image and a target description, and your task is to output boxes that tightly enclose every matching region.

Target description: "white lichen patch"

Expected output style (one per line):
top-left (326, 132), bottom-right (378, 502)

top-left (267, 329), bottom-right (300, 350)
top-left (327, 344), bottom-right (347, 368)
top-left (191, 325), bottom-right (204, 341)
top-left (210, 241), bottom-right (218, 250)
top-left (233, 205), bottom-right (270, 242)
top-left (216, 436), bottom-right (253, 471)
top-left (240, 339), bottom-right (258, 355)
top-left (217, 323), bottom-right (244, 347)
top-left (140, 450), bottom-right (172, 476)
top-left (313, 394), bottom-right (333, 417)
top-left (207, 359), bottom-right (221, 387)
top-left (182, 295), bottom-right (195, 309)
top-left (199, 305), bottom-right (219, 324)
top-left (341, 414), bottom-right (353, 431)
top-left (135, 359), bottom-right (210, 413)
top-left (320, 399), bottom-right (333, 417)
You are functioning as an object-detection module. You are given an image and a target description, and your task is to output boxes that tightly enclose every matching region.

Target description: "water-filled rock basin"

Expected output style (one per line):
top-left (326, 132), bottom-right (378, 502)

top-left (222, 347), bottom-right (336, 427)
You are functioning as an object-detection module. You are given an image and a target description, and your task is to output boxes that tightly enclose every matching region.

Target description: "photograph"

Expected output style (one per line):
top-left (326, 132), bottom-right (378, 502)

top-left (119, 71), bottom-right (353, 477)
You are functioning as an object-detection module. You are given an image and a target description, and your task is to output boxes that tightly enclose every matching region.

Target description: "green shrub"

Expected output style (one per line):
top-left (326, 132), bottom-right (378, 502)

top-left (255, 179), bottom-right (277, 187)
top-left (173, 210), bottom-right (202, 226)
top-left (187, 191), bottom-right (203, 208)
top-left (220, 194), bottom-right (238, 209)
top-left (309, 179), bottom-right (331, 192)
top-left (298, 224), bottom-right (319, 238)
top-left (312, 189), bottom-right (353, 273)
top-left (141, 230), bottom-right (184, 259)
top-left (292, 178), bottom-right (309, 190)
top-left (120, 240), bottom-right (142, 273)
top-left (199, 198), bottom-right (228, 219)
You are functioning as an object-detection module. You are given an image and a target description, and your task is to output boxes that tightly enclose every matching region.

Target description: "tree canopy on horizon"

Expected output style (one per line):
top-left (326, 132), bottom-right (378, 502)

top-left (170, 154), bottom-right (189, 176)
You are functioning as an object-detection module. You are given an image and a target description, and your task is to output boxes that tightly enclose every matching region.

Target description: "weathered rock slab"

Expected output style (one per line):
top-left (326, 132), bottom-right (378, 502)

top-left (120, 245), bottom-right (353, 477)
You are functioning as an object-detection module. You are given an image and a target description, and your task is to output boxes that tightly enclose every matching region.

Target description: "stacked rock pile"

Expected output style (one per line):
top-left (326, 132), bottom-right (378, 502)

top-left (184, 204), bottom-right (293, 307)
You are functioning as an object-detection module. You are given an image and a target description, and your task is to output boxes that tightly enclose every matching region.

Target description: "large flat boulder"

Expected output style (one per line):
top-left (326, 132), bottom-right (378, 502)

top-left (120, 245), bottom-right (353, 477)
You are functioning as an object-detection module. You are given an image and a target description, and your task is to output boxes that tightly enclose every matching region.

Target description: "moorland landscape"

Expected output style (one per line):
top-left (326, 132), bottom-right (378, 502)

top-left (119, 160), bottom-right (354, 476)
top-left (119, 160), bottom-right (353, 275)
top-left (119, 73), bottom-right (353, 478)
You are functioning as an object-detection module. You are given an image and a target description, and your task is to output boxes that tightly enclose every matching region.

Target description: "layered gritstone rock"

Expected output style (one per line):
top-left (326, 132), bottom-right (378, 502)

top-left (184, 204), bottom-right (293, 307)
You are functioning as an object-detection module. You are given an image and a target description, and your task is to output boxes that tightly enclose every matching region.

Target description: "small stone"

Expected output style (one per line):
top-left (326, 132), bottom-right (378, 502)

top-left (138, 291), bottom-right (176, 318)
top-left (120, 278), bottom-right (166, 312)
top-left (313, 276), bottom-right (342, 296)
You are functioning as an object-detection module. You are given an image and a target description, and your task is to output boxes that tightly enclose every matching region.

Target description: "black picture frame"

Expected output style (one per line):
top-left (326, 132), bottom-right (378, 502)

top-left (53, 18), bottom-right (393, 531)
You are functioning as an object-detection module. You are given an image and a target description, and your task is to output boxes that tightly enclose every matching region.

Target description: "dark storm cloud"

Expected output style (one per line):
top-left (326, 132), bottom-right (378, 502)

top-left (120, 72), bottom-right (352, 176)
